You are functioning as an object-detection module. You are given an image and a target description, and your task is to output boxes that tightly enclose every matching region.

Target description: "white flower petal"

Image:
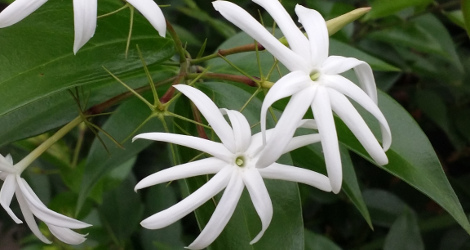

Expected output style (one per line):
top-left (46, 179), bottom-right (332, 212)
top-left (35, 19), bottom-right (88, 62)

top-left (0, 175), bottom-right (22, 223)
top-left (212, 1), bottom-right (308, 72)
top-left (221, 109), bottom-right (252, 153)
top-left (324, 75), bottom-right (391, 150)
top-left (127, 0), bottom-right (166, 37)
top-left (134, 133), bottom-right (232, 161)
top-left (259, 163), bottom-right (331, 192)
top-left (260, 71), bottom-right (311, 143)
top-left (258, 88), bottom-right (315, 168)
top-left (17, 177), bottom-right (91, 229)
top-left (322, 56), bottom-right (378, 103)
top-left (0, 154), bottom-right (14, 173)
top-left (283, 134), bottom-right (321, 154)
top-left (242, 168), bottom-right (272, 244)
top-left (187, 171), bottom-right (244, 249)
top-left (312, 86), bottom-right (342, 193)
top-left (0, 0), bottom-right (47, 28)
top-left (135, 157), bottom-right (225, 191)
top-left (296, 5), bottom-right (329, 65)
top-left (15, 189), bottom-right (51, 244)
top-left (73, 0), bottom-right (97, 54)
top-left (297, 119), bottom-right (318, 129)
top-left (174, 84), bottom-right (236, 153)
top-left (328, 89), bottom-right (388, 165)
top-left (48, 224), bottom-right (88, 245)
top-left (253, 0), bottom-right (310, 57)
top-left (141, 167), bottom-right (232, 229)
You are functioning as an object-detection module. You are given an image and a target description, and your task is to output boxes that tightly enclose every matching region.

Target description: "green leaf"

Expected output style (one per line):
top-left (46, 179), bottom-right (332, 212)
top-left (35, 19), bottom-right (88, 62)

top-left (366, 0), bottom-right (433, 19)
top-left (99, 174), bottom-right (144, 245)
top-left (363, 189), bottom-right (408, 227)
top-left (77, 96), bottom-right (164, 212)
top-left (443, 10), bottom-right (467, 29)
top-left (0, 0), bottom-right (175, 118)
top-left (305, 229), bottom-right (342, 250)
top-left (336, 90), bottom-right (470, 234)
top-left (384, 209), bottom-right (424, 250)
top-left (463, 0), bottom-right (470, 38)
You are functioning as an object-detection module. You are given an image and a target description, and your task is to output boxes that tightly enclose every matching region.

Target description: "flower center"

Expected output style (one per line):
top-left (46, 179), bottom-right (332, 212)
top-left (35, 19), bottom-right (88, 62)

top-left (235, 156), bottom-right (245, 167)
top-left (309, 70), bottom-right (321, 81)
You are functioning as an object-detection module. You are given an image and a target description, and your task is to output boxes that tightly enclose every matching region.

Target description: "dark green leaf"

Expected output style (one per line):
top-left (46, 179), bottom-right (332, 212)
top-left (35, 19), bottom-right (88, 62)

top-left (366, 0), bottom-right (433, 19)
top-left (463, 0), bottom-right (470, 38)
top-left (305, 229), bottom-right (342, 250)
top-left (384, 209), bottom-right (424, 250)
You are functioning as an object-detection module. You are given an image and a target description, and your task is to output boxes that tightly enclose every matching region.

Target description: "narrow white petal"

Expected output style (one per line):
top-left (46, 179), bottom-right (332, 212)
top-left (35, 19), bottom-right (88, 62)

top-left (259, 163), bottom-right (332, 192)
top-left (48, 224), bottom-right (88, 245)
top-left (0, 154), bottom-right (14, 173)
top-left (242, 168), bottom-right (272, 244)
top-left (258, 88), bottom-right (315, 168)
top-left (134, 133), bottom-right (232, 161)
top-left (221, 109), bottom-right (252, 153)
top-left (127, 0), bottom-right (166, 37)
top-left (324, 75), bottom-right (391, 150)
top-left (283, 134), bottom-right (321, 154)
top-left (187, 171), bottom-right (244, 249)
top-left (260, 71), bottom-right (311, 143)
top-left (17, 177), bottom-right (91, 229)
top-left (246, 129), bottom-right (275, 156)
top-left (328, 89), bottom-right (388, 165)
top-left (297, 119), bottom-right (318, 129)
top-left (253, 0), bottom-right (310, 57)
top-left (296, 5), bottom-right (329, 65)
top-left (141, 167), bottom-right (232, 229)
top-left (15, 190), bottom-right (51, 244)
top-left (135, 157), bottom-right (225, 190)
top-left (322, 56), bottom-right (378, 103)
top-left (173, 85), bottom-right (236, 153)
top-left (0, 0), bottom-right (47, 28)
top-left (312, 87), bottom-right (342, 193)
top-left (73, 0), bottom-right (97, 54)
top-left (0, 174), bottom-right (22, 223)
top-left (212, 1), bottom-right (308, 72)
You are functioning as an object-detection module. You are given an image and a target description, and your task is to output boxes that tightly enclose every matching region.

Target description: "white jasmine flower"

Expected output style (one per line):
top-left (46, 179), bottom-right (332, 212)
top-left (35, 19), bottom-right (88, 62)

top-left (0, 154), bottom-right (91, 245)
top-left (0, 0), bottom-right (166, 54)
top-left (133, 84), bottom-right (331, 249)
top-left (213, 0), bottom-right (392, 193)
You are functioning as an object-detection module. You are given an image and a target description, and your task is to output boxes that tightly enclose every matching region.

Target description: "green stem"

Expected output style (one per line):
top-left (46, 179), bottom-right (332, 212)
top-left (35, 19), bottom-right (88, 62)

top-left (15, 116), bottom-right (83, 173)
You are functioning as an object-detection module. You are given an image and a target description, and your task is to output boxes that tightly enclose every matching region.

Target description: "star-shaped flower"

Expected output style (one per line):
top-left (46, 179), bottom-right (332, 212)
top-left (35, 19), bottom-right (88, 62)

top-left (133, 84), bottom-right (331, 249)
top-left (0, 153), bottom-right (91, 245)
top-left (0, 0), bottom-right (166, 54)
top-left (213, 0), bottom-right (392, 193)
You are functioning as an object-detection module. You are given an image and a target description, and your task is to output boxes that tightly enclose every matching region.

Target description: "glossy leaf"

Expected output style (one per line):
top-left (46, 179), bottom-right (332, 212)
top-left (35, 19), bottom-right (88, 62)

top-left (336, 90), bottom-right (470, 234)
top-left (0, 0), bottom-right (175, 118)
top-left (366, 0), bottom-right (433, 19)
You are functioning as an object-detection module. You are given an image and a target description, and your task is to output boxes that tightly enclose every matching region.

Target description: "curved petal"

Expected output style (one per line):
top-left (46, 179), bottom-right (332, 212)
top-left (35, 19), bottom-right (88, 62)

top-left (242, 168), bottom-right (272, 244)
top-left (17, 177), bottom-right (91, 229)
top-left (328, 89), bottom-right (388, 165)
top-left (135, 157), bottom-right (226, 190)
top-left (73, 0), bottom-right (97, 54)
top-left (15, 189), bottom-right (51, 244)
top-left (0, 154), bottom-right (14, 172)
top-left (133, 133), bottom-right (232, 161)
top-left (140, 167), bottom-right (232, 229)
top-left (253, 0), bottom-right (310, 57)
top-left (246, 129), bottom-right (275, 157)
top-left (48, 225), bottom-right (88, 245)
top-left (260, 71), bottom-right (311, 143)
top-left (212, 1), bottom-right (308, 72)
top-left (324, 75), bottom-right (391, 150)
top-left (174, 84), bottom-right (236, 153)
top-left (322, 56), bottom-right (378, 103)
top-left (0, 0), bottom-right (47, 28)
top-left (283, 134), bottom-right (321, 154)
top-left (187, 171), bottom-right (244, 249)
top-left (257, 87), bottom-right (315, 168)
top-left (127, 0), bottom-right (166, 37)
top-left (312, 86), bottom-right (342, 193)
top-left (221, 109), bottom-right (252, 153)
top-left (297, 119), bottom-right (318, 130)
top-left (259, 163), bottom-right (332, 192)
top-left (0, 174), bottom-right (22, 223)
top-left (296, 5), bottom-right (329, 65)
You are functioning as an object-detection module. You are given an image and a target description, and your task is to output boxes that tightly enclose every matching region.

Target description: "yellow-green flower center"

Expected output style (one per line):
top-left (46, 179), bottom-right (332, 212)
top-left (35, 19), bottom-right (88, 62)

top-left (310, 70), bottom-right (320, 81)
top-left (235, 156), bottom-right (245, 167)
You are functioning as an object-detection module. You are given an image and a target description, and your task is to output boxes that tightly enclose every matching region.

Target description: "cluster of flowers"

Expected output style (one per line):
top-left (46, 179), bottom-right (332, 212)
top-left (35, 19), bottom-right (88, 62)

top-left (0, 0), bottom-right (391, 248)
